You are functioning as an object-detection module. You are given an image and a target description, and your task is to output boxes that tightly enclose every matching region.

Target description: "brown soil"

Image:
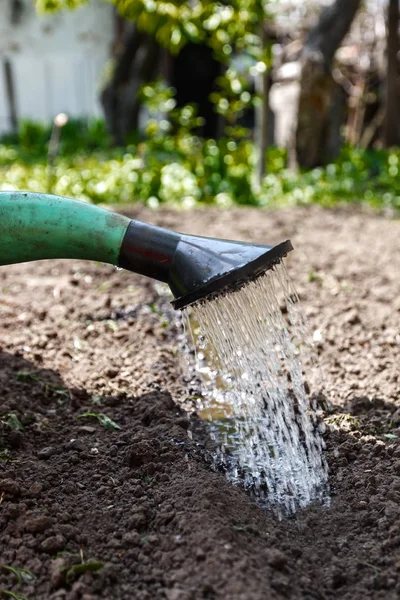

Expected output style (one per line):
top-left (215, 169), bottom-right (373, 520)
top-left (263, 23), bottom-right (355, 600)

top-left (1, 205), bottom-right (400, 600)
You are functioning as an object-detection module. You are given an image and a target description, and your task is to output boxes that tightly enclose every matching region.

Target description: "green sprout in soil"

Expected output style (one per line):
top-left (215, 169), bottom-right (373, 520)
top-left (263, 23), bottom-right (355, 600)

top-left (325, 413), bottom-right (361, 432)
top-left (0, 565), bottom-right (35, 600)
top-left (1, 566), bottom-right (35, 585)
top-left (141, 475), bottom-right (154, 485)
top-left (0, 449), bottom-right (11, 462)
top-left (308, 270), bottom-right (324, 283)
top-left (146, 302), bottom-right (161, 315)
top-left (56, 552), bottom-right (104, 585)
top-left (1, 414), bottom-right (23, 431)
top-left (141, 536), bottom-right (150, 545)
top-left (1, 591), bottom-right (28, 600)
top-left (232, 524), bottom-right (248, 532)
top-left (16, 370), bottom-right (69, 399)
top-left (78, 412), bottom-right (121, 431)
top-left (64, 561), bottom-right (104, 584)
top-left (91, 395), bottom-right (104, 406)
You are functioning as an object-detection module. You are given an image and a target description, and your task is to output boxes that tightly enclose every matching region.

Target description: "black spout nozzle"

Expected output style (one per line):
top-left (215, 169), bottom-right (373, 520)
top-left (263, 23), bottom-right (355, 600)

top-left (119, 220), bottom-right (293, 310)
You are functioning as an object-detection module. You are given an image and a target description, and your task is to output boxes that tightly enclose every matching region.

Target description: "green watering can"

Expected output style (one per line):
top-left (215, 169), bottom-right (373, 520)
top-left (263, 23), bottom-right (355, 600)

top-left (0, 192), bottom-right (292, 309)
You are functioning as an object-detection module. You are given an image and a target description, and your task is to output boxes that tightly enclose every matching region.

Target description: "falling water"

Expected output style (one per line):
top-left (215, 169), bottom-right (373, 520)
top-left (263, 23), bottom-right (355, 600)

top-left (184, 262), bottom-right (329, 517)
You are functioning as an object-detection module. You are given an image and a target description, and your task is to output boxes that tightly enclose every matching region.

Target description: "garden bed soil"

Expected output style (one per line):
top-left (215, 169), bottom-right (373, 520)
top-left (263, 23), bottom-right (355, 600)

top-left (1, 205), bottom-right (400, 600)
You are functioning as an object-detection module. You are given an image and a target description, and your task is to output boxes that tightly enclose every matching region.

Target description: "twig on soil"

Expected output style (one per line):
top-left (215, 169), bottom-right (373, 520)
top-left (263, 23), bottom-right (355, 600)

top-left (358, 561), bottom-right (382, 573)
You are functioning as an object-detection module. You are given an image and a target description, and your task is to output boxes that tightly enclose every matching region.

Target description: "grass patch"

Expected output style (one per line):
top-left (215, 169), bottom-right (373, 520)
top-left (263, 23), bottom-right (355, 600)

top-left (1, 119), bottom-right (399, 211)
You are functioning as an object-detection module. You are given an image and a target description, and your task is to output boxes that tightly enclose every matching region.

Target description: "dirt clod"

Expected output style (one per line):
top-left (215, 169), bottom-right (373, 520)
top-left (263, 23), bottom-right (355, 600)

top-left (37, 446), bottom-right (58, 459)
top-left (0, 478), bottom-right (21, 498)
top-left (24, 514), bottom-right (53, 534)
top-left (41, 534), bottom-right (66, 554)
top-left (267, 549), bottom-right (288, 570)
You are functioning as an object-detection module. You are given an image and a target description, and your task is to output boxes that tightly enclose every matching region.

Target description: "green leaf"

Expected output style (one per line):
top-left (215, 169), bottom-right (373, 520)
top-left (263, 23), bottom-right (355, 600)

top-left (97, 414), bottom-right (121, 431)
top-left (78, 413), bottom-right (121, 431)
top-left (91, 396), bottom-right (104, 406)
top-left (383, 433), bottom-right (398, 440)
top-left (232, 524), bottom-right (247, 532)
top-left (1, 565), bottom-right (35, 585)
top-left (1, 591), bottom-right (28, 600)
top-left (66, 561), bottom-right (104, 584)
top-left (0, 449), bottom-right (11, 462)
top-left (16, 370), bottom-right (35, 383)
top-left (3, 414), bottom-right (23, 431)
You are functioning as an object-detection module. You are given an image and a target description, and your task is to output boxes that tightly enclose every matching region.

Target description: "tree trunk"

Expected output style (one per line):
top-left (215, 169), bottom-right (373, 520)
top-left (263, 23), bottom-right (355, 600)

top-left (384, 0), bottom-right (400, 147)
top-left (292, 0), bottom-right (361, 168)
top-left (127, 36), bottom-right (160, 134)
top-left (101, 20), bottom-right (145, 145)
top-left (255, 27), bottom-right (271, 187)
top-left (100, 15), bottom-right (160, 146)
top-left (3, 58), bottom-right (18, 133)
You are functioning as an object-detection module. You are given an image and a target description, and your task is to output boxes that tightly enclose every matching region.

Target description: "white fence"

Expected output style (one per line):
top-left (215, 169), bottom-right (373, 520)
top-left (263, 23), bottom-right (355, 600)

top-left (0, 0), bottom-right (114, 134)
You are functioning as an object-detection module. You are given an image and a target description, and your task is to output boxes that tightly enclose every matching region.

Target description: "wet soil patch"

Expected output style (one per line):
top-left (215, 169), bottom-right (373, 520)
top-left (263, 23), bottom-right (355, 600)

top-left (1, 205), bottom-right (400, 599)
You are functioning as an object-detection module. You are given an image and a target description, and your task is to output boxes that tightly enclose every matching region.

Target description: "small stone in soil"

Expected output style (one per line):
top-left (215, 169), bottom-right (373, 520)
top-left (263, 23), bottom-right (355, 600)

top-left (37, 446), bottom-right (57, 459)
top-left (50, 557), bottom-right (68, 588)
top-left (24, 514), bottom-right (53, 534)
top-left (66, 438), bottom-right (86, 452)
top-left (28, 482), bottom-right (43, 497)
top-left (164, 589), bottom-right (193, 600)
top-left (41, 534), bottom-right (66, 553)
top-left (122, 531), bottom-right (140, 546)
top-left (79, 425), bottom-right (97, 433)
top-left (267, 549), bottom-right (288, 570)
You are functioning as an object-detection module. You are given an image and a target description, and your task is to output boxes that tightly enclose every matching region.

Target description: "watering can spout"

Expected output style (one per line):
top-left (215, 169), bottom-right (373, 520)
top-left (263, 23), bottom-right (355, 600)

top-left (119, 220), bottom-right (292, 309)
top-left (0, 192), bottom-right (293, 310)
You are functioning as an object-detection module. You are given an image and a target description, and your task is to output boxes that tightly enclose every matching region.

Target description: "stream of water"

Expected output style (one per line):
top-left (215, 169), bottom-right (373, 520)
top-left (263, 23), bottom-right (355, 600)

top-left (183, 262), bottom-right (329, 518)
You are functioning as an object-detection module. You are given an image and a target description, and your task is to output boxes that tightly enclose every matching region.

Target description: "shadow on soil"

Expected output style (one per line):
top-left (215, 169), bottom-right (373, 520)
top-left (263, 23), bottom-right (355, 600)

top-left (1, 350), bottom-right (400, 598)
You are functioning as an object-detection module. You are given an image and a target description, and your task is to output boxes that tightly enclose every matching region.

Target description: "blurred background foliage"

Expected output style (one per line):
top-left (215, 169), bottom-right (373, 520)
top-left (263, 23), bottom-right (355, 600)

top-left (2, 114), bottom-right (399, 210)
top-left (1, 0), bottom-right (399, 211)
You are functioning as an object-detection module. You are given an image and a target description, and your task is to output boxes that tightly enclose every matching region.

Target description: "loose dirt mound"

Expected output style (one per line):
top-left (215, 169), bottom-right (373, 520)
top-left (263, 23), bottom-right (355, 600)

top-left (1, 205), bottom-right (400, 600)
